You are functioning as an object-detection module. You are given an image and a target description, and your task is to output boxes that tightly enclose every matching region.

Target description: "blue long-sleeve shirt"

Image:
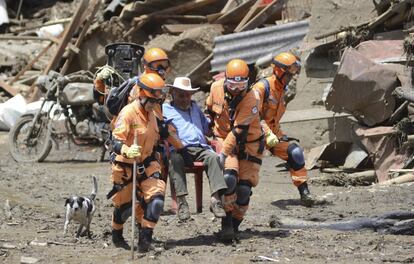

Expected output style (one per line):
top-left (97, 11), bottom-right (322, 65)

top-left (162, 101), bottom-right (211, 150)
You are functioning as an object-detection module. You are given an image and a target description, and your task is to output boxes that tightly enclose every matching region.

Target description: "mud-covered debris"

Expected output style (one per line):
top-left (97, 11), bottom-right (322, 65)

top-left (403, 33), bottom-right (414, 61)
top-left (3, 199), bottom-right (11, 220)
top-left (20, 256), bottom-right (40, 264)
top-left (268, 215), bottom-right (282, 228)
top-left (0, 243), bottom-right (16, 249)
top-left (29, 240), bottom-right (47, 247)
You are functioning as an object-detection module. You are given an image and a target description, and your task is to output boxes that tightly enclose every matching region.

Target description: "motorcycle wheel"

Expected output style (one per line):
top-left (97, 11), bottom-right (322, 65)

top-left (9, 114), bottom-right (52, 162)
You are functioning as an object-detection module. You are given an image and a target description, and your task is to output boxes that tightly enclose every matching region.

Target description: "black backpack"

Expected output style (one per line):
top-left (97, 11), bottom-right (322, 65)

top-left (105, 77), bottom-right (137, 116)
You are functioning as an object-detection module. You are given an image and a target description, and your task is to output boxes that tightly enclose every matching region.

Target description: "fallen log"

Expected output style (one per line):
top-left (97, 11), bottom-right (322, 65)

top-left (269, 211), bottom-right (414, 235)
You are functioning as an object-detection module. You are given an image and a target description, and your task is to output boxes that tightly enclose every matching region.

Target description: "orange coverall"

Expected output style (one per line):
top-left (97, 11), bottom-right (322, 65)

top-left (253, 75), bottom-right (307, 187)
top-left (111, 101), bottom-right (165, 230)
top-left (206, 79), bottom-right (263, 221)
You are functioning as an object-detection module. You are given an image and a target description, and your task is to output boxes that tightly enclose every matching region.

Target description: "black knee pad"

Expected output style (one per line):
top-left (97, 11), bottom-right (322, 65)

top-left (144, 195), bottom-right (164, 223)
top-left (236, 181), bottom-right (252, 206)
top-left (113, 202), bottom-right (132, 224)
top-left (287, 143), bottom-right (305, 171)
top-left (224, 169), bottom-right (238, 195)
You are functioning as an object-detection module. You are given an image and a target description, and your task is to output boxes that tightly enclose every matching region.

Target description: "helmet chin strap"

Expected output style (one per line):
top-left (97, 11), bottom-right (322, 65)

top-left (140, 97), bottom-right (149, 108)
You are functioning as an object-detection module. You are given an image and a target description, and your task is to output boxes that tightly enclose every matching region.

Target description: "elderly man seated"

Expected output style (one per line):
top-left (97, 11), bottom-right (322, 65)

top-left (163, 77), bottom-right (227, 221)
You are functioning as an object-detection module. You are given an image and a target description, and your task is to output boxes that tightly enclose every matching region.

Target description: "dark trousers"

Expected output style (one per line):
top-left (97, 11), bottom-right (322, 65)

top-left (169, 146), bottom-right (227, 197)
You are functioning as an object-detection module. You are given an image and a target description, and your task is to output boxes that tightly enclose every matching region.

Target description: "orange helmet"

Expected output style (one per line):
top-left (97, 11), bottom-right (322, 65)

top-left (137, 73), bottom-right (167, 101)
top-left (225, 59), bottom-right (249, 80)
top-left (225, 59), bottom-right (249, 93)
top-left (271, 52), bottom-right (301, 79)
top-left (143, 47), bottom-right (170, 78)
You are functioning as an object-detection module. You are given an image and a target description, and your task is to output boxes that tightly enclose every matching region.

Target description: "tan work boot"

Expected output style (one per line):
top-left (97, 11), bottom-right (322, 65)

top-left (177, 195), bottom-right (190, 221)
top-left (210, 196), bottom-right (226, 218)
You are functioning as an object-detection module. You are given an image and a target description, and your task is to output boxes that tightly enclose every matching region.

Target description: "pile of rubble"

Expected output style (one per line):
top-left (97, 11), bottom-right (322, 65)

top-left (0, 0), bottom-right (311, 128)
top-left (1, 0), bottom-right (413, 187)
top-left (0, 0), bottom-right (310, 98)
top-left (304, 0), bottom-right (414, 185)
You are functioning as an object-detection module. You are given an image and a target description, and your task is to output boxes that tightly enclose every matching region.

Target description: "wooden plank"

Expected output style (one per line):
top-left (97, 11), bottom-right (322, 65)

top-left (60, 0), bottom-right (101, 74)
top-left (124, 0), bottom-right (219, 38)
top-left (236, 0), bottom-right (286, 32)
top-left (186, 53), bottom-right (213, 78)
top-left (214, 0), bottom-right (256, 25)
top-left (220, 0), bottom-right (238, 13)
top-left (12, 18), bottom-right (71, 33)
top-left (233, 0), bottom-right (262, 32)
top-left (27, 0), bottom-right (88, 103)
top-left (9, 42), bottom-right (53, 85)
top-left (0, 36), bottom-right (53, 41)
top-left (162, 24), bottom-right (224, 34)
top-left (0, 79), bottom-right (18, 96)
top-left (153, 15), bottom-right (207, 23)
top-left (389, 169), bottom-right (414, 173)
top-left (43, 0), bottom-right (88, 74)
top-left (379, 173), bottom-right (414, 185)
top-left (206, 12), bottom-right (223, 23)
top-left (47, 36), bottom-right (79, 53)
top-left (280, 108), bottom-right (351, 124)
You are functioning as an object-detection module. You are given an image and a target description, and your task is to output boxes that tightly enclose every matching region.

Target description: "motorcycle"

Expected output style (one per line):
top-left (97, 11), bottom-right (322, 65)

top-left (9, 70), bottom-right (111, 162)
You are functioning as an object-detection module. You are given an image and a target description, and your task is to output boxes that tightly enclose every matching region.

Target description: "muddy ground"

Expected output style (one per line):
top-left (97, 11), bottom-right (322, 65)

top-left (0, 131), bottom-right (413, 264)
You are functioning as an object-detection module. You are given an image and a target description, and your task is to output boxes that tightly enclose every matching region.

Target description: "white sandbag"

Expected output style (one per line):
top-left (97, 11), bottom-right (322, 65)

top-left (0, 94), bottom-right (26, 130)
top-left (0, 0), bottom-right (9, 26)
top-left (36, 24), bottom-right (64, 38)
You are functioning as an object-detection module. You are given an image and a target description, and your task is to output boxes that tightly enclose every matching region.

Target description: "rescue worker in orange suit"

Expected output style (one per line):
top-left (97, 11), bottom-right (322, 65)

top-left (206, 59), bottom-right (264, 242)
top-left (131, 47), bottom-right (185, 179)
top-left (253, 52), bottom-right (319, 207)
top-left (108, 73), bottom-right (167, 252)
top-left (95, 47), bottom-right (184, 174)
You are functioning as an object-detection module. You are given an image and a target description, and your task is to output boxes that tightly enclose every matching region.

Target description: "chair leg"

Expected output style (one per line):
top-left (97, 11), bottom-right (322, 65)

top-left (169, 177), bottom-right (178, 213)
top-left (194, 171), bottom-right (203, 213)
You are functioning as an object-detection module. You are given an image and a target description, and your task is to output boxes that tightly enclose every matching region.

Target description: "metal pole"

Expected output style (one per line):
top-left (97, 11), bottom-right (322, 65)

top-left (131, 129), bottom-right (138, 259)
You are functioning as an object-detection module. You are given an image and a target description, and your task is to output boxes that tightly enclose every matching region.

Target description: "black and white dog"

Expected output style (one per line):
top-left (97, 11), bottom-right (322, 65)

top-left (64, 176), bottom-right (97, 238)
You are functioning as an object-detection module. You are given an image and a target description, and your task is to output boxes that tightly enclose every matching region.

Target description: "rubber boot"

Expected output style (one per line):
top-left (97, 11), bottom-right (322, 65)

top-left (220, 213), bottom-right (234, 243)
top-left (112, 229), bottom-right (130, 249)
top-left (138, 227), bottom-right (153, 253)
top-left (298, 182), bottom-right (315, 207)
top-left (232, 217), bottom-right (242, 233)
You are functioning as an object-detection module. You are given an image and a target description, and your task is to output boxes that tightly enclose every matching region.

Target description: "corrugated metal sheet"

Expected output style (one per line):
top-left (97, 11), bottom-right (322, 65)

top-left (211, 20), bottom-right (309, 72)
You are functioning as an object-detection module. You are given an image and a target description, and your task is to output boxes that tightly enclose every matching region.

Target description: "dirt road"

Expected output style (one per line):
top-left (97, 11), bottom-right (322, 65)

top-left (0, 131), bottom-right (413, 263)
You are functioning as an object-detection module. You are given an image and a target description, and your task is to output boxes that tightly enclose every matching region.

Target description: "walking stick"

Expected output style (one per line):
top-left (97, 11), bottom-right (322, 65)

top-left (131, 129), bottom-right (138, 259)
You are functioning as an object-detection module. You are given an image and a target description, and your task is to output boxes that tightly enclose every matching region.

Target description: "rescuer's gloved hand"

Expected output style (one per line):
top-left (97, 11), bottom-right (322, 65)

top-left (265, 130), bottom-right (279, 148)
top-left (96, 66), bottom-right (115, 81)
top-left (122, 144), bottom-right (142, 159)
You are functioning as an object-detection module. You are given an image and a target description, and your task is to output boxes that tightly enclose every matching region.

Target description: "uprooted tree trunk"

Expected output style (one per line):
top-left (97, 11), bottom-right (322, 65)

top-left (269, 211), bottom-right (414, 235)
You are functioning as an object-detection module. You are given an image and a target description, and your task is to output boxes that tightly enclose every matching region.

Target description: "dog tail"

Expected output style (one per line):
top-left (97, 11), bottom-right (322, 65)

top-left (90, 176), bottom-right (98, 201)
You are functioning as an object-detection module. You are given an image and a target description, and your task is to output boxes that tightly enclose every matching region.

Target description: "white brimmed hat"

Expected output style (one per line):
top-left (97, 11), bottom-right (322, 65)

top-left (167, 77), bottom-right (199, 92)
